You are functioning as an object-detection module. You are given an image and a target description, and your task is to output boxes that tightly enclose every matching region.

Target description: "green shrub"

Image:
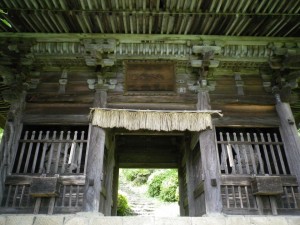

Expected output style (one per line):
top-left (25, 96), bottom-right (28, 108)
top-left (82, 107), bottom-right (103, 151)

top-left (122, 169), bottom-right (153, 186)
top-left (159, 170), bottom-right (179, 202)
top-left (147, 169), bottom-right (179, 202)
top-left (117, 193), bottom-right (132, 216)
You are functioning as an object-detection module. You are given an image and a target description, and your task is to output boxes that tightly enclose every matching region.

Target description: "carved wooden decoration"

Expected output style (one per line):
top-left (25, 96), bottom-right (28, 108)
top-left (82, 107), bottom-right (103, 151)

top-left (125, 61), bottom-right (175, 92)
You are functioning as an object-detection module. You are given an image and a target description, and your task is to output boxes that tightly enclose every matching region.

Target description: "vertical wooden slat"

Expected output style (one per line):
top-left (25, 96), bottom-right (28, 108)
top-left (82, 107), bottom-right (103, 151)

top-left (75, 185), bottom-right (80, 207)
top-left (12, 185), bottom-right (18, 207)
top-left (54, 131), bottom-right (64, 174)
top-left (226, 132), bottom-right (236, 174)
top-left (219, 132), bottom-right (229, 174)
top-left (69, 185), bottom-right (73, 207)
top-left (246, 133), bottom-right (258, 174)
top-left (34, 198), bottom-right (41, 214)
top-left (239, 133), bottom-right (250, 174)
top-left (233, 133), bottom-right (243, 174)
top-left (18, 185), bottom-right (25, 207)
top-left (244, 186), bottom-right (251, 208)
top-left (62, 185), bottom-right (66, 207)
top-left (16, 131), bottom-right (29, 173)
top-left (238, 186), bottom-right (243, 208)
top-left (284, 186), bottom-right (291, 208)
top-left (5, 185), bottom-right (12, 207)
top-left (24, 131), bottom-right (36, 173)
top-left (260, 133), bottom-right (272, 174)
top-left (225, 186), bottom-right (230, 208)
top-left (46, 131), bottom-right (57, 173)
top-left (62, 131), bottom-right (71, 174)
top-left (38, 131), bottom-right (50, 173)
top-left (76, 131), bottom-right (85, 174)
top-left (273, 133), bottom-right (287, 175)
top-left (291, 187), bottom-right (298, 209)
top-left (31, 131), bottom-right (43, 173)
top-left (267, 133), bottom-right (280, 174)
top-left (253, 133), bottom-right (265, 174)
top-left (232, 185), bottom-right (237, 208)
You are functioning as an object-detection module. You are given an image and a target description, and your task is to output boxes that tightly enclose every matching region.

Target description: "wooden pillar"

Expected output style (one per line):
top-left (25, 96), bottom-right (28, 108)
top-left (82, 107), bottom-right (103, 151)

top-left (197, 91), bottom-right (222, 215)
top-left (178, 165), bottom-right (186, 216)
top-left (103, 133), bottom-right (115, 215)
top-left (275, 95), bottom-right (300, 186)
top-left (83, 88), bottom-right (107, 212)
top-left (184, 137), bottom-right (196, 216)
top-left (0, 91), bottom-right (26, 203)
top-left (111, 163), bottom-right (119, 216)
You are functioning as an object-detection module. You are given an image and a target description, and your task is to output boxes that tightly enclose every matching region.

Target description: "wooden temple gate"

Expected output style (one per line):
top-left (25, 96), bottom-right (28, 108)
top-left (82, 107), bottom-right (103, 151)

top-left (0, 0), bottom-right (299, 217)
top-left (0, 86), bottom-right (299, 216)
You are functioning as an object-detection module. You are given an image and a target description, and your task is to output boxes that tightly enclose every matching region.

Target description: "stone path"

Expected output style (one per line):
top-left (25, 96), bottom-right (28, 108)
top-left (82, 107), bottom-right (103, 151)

top-left (119, 177), bottom-right (179, 217)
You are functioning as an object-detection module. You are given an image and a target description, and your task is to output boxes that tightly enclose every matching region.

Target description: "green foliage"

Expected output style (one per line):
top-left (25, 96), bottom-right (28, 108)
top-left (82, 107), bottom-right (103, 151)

top-left (147, 169), bottom-right (178, 202)
top-left (147, 170), bottom-right (167, 197)
top-left (117, 193), bottom-right (132, 216)
top-left (0, 128), bottom-right (3, 140)
top-left (159, 170), bottom-right (179, 202)
top-left (122, 169), bottom-right (153, 186)
top-left (0, 9), bottom-right (11, 28)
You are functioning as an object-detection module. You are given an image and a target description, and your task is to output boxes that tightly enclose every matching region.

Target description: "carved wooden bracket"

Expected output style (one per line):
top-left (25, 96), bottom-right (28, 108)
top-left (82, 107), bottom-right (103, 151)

top-left (82, 39), bottom-right (116, 67)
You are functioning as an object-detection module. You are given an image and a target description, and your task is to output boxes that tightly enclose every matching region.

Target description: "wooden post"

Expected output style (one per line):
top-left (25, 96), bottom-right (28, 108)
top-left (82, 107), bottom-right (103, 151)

top-left (178, 165), bottom-right (186, 216)
top-left (275, 95), bottom-right (300, 186)
top-left (197, 91), bottom-right (222, 215)
top-left (184, 137), bottom-right (196, 216)
top-left (0, 91), bottom-right (26, 203)
top-left (103, 134), bottom-right (115, 215)
top-left (83, 88), bottom-right (107, 212)
top-left (111, 163), bottom-right (119, 216)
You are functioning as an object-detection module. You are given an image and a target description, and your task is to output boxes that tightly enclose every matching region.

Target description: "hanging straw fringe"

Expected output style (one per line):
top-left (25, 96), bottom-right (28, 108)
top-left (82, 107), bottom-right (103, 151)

top-left (90, 108), bottom-right (222, 132)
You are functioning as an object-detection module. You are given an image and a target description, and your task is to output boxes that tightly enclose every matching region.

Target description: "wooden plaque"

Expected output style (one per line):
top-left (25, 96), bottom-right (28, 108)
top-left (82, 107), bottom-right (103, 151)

top-left (251, 176), bottom-right (283, 195)
top-left (125, 61), bottom-right (175, 92)
top-left (30, 177), bottom-right (59, 197)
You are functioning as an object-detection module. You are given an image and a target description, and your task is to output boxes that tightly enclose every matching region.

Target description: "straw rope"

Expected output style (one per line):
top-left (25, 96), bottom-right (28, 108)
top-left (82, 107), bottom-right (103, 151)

top-left (90, 108), bottom-right (222, 131)
top-left (91, 108), bottom-right (221, 131)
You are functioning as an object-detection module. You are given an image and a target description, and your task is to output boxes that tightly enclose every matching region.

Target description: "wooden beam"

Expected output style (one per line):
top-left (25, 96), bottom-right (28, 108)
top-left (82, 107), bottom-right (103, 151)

top-left (0, 33), bottom-right (299, 44)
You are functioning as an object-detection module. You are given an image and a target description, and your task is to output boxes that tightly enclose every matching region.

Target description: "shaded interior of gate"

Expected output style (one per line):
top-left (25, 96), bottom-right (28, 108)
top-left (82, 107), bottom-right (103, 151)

top-left (116, 132), bottom-right (184, 169)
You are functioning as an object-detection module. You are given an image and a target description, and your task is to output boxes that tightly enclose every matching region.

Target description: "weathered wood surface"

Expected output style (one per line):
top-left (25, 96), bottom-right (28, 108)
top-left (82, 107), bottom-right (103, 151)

top-left (30, 177), bottom-right (59, 197)
top-left (0, 91), bottom-right (26, 204)
top-left (111, 164), bottom-right (119, 216)
top-left (83, 88), bottom-right (107, 212)
top-left (5, 175), bottom-right (86, 186)
top-left (198, 91), bottom-right (223, 214)
top-left (251, 176), bottom-right (283, 196)
top-left (221, 175), bottom-right (298, 187)
top-left (276, 101), bottom-right (300, 189)
top-left (22, 114), bottom-right (89, 124)
top-left (184, 138), bottom-right (196, 216)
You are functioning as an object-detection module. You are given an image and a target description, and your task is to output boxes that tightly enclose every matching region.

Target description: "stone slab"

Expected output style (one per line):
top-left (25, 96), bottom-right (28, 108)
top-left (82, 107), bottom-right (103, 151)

top-left (155, 217), bottom-right (192, 225)
top-left (33, 215), bottom-right (65, 225)
top-left (0, 216), bottom-right (6, 225)
top-left (192, 217), bottom-right (226, 225)
top-left (6, 215), bottom-right (35, 225)
top-left (90, 217), bottom-right (122, 225)
top-left (123, 216), bottom-right (155, 225)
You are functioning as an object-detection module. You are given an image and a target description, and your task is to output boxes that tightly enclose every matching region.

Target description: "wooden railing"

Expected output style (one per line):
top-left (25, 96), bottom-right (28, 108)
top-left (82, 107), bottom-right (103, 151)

top-left (216, 127), bottom-right (299, 215)
top-left (0, 125), bottom-right (89, 214)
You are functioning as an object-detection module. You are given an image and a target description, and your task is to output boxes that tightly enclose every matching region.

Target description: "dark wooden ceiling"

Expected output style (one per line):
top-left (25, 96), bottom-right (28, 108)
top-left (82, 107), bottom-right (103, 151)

top-left (0, 0), bottom-right (299, 37)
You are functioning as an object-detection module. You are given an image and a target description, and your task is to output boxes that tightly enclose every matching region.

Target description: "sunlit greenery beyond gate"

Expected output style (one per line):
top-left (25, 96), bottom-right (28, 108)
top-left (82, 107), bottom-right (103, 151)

top-left (117, 169), bottom-right (179, 216)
